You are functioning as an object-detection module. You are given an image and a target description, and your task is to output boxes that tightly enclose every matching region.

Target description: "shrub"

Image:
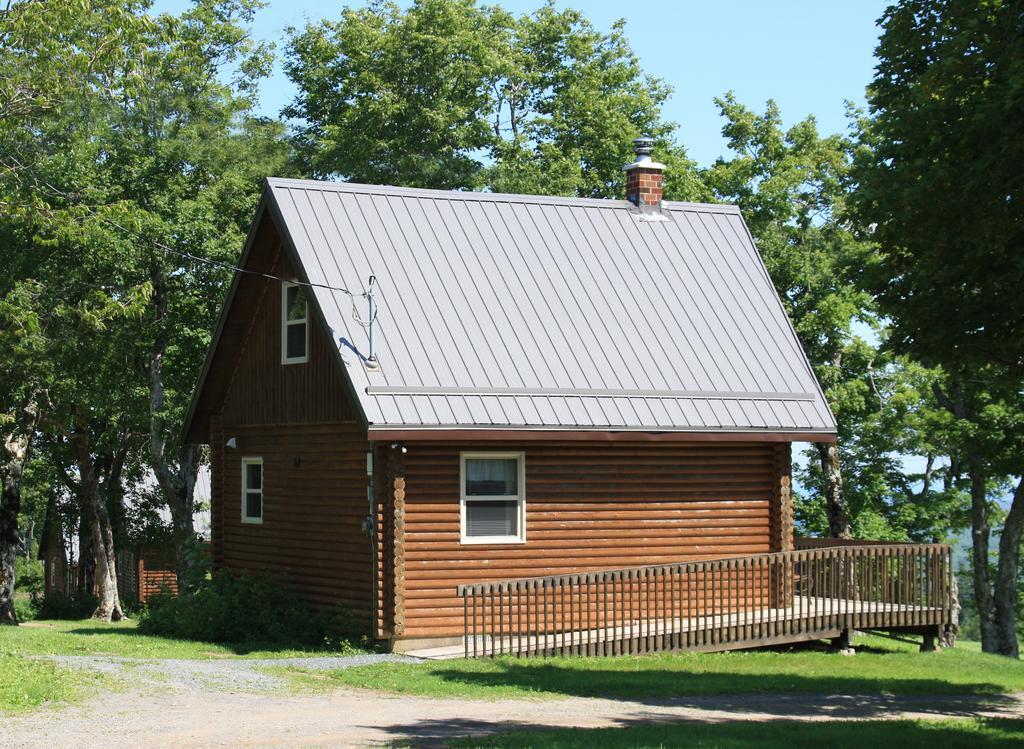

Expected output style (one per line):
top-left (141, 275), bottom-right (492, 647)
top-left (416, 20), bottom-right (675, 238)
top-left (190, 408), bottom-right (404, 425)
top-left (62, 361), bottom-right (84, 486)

top-left (30, 591), bottom-right (99, 620)
top-left (13, 596), bottom-right (35, 623)
top-left (138, 570), bottom-right (371, 650)
top-left (15, 558), bottom-right (44, 597)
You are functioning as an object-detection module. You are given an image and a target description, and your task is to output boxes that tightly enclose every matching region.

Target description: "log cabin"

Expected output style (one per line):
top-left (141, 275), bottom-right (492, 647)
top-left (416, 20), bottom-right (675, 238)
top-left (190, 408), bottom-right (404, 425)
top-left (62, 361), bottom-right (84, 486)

top-left (184, 140), bottom-right (954, 657)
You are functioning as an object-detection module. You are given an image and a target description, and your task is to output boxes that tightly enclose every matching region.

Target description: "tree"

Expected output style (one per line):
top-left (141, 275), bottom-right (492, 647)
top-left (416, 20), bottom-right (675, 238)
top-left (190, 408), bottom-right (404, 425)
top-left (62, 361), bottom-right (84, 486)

top-left (0, 0), bottom-right (156, 623)
top-left (852, 0), bottom-right (1024, 656)
top-left (283, 0), bottom-right (706, 200)
top-left (703, 95), bottom-right (881, 539)
top-left (0, 0), bottom-right (291, 615)
top-left (0, 284), bottom-right (43, 624)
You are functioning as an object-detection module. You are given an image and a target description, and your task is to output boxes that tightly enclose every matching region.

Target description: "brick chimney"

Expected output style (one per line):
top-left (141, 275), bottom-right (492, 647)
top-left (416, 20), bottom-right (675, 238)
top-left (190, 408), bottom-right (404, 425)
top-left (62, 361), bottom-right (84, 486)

top-left (624, 136), bottom-right (665, 208)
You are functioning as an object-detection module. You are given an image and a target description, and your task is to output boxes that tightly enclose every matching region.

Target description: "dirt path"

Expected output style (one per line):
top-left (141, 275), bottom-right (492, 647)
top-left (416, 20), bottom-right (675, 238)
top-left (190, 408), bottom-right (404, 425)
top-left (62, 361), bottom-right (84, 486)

top-left (4, 679), bottom-right (1023, 749)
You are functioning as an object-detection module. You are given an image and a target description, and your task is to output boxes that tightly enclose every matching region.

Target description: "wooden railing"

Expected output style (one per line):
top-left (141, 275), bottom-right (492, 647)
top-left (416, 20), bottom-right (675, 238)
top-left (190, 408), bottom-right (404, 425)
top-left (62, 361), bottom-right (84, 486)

top-left (457, 544), bottom-right (953, 658)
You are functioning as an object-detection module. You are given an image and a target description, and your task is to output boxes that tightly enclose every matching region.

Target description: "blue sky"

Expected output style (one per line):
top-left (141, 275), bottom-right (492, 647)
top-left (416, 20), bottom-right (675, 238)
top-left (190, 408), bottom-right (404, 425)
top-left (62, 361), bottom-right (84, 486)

top-left (153, 0), bottom-right (890, 166)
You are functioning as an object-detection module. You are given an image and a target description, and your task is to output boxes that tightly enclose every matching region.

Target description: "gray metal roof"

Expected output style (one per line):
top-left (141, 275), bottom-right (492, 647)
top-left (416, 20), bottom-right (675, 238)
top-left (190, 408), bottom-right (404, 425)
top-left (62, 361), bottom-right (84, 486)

top-left (267, 177), bottom-right (836, 435)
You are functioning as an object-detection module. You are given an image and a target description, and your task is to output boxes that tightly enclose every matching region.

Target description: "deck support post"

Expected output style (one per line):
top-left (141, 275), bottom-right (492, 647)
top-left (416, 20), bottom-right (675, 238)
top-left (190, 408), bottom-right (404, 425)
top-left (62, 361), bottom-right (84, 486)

top-left (921, 624), bottom-right (941, 653)
top-left (830, 627), bottom-right (855, 655)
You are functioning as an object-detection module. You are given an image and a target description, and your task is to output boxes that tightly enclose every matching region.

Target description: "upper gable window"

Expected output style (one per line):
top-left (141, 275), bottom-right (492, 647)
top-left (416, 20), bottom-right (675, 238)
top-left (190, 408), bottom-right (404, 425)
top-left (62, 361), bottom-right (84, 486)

top-left (281, 282), bottom-right (309, 364)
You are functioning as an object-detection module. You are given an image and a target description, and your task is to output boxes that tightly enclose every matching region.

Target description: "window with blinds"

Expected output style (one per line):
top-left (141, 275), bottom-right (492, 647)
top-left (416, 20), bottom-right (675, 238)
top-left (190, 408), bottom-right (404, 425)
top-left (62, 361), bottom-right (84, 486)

top-left (460, 453), bottom-right (525, 544)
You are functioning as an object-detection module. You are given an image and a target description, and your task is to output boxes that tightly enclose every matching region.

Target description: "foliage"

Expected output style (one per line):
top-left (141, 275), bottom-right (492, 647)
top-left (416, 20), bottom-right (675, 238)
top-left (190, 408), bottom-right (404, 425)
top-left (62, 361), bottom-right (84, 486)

top-left (702, 96), bottom-right (963, 541)
top-left (14, 558), bottom-right (42, 598)
top-left (284, 0), bottom-right (706, 200)
top-left (138, 570), bottom-right (369, 650)
top-left (851, 0), bottom-right (1024, 375)
top-left (448, 719), bottom-right (1024, 749)
top-left (852, 0), bottom-right (1024, 656)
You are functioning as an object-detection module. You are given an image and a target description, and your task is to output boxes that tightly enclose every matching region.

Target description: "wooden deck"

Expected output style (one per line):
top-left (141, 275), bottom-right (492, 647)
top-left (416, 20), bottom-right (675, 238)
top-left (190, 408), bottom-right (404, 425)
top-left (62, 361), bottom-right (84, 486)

top-left (439, 543), bottom-right (953, 659)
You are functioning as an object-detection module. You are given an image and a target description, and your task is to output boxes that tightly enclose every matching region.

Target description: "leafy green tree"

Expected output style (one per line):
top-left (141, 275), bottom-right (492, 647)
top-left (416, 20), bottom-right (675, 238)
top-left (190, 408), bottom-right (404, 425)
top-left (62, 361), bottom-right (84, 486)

top-left (1, 0), bottom-right (292, 616)
top-left (852, 0), bottom-right (1024, 656)
top-left (284, 0), bottom-right (706, 200)
top-left (703, 95), bottom-right (885, 539)
top-left (0, 0), bottom-right (157, 624)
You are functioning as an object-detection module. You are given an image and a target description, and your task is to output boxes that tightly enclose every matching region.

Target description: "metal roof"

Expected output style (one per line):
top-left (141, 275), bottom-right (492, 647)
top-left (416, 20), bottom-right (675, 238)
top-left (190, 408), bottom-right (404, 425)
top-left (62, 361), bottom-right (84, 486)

top-left (266, 177), bottom-right (836, 435)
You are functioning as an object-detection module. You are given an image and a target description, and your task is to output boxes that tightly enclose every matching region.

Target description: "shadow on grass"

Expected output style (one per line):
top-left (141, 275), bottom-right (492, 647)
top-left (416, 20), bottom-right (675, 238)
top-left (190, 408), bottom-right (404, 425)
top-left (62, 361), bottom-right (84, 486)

top-left (422, 718), bottom-right (1024, 749)
top-left (62, 624), bottom-right (370, 656)
top-left (423, 661), bottom-right (1013, 703)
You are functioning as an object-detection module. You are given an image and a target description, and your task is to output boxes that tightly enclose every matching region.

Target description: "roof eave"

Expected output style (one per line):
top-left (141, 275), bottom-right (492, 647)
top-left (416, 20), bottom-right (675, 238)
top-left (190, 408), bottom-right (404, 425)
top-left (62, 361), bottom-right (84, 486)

top-left (366, 427), bottom-right (838, 443)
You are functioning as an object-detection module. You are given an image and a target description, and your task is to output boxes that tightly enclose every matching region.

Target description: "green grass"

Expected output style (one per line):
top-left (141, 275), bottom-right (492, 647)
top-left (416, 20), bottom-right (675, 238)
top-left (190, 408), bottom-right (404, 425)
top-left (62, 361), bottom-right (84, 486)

top-left (0, 619), bottom-right (365, 660)
top-left (282, 634), bottom-right (1024, 700)
top-left (447, 719), bottom-right (1024, 748)
top-left (0, 652), bottom-right (113, 713)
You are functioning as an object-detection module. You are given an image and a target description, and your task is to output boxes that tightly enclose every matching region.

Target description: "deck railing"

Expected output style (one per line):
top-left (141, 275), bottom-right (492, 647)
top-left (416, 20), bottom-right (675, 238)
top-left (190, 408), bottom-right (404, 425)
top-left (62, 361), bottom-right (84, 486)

top-left (457, 543), bottom-right (953, 658)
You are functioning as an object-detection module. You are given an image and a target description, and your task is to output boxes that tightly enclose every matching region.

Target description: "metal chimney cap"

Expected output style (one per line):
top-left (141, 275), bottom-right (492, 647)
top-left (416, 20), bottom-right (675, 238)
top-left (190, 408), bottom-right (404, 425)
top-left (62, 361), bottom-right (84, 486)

top-left (633, 136), bottom-right (655, 157)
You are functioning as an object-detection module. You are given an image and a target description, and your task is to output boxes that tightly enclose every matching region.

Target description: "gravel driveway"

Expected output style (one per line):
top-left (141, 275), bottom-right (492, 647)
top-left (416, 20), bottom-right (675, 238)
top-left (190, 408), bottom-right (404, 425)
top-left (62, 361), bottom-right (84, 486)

top-left (44, 653), bottom-right (419, 693)
top-left (3, 655), bottom-right (1023, 748)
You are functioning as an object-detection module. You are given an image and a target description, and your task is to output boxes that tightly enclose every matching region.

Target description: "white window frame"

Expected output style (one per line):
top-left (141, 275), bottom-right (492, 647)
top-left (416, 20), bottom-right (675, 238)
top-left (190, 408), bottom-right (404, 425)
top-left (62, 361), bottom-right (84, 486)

top-left (459, 451), bottom-right (526, 545)
top-left (241, 457), bottom-right (264, 525)
top-left (281, 282), bottom-right (309, 365)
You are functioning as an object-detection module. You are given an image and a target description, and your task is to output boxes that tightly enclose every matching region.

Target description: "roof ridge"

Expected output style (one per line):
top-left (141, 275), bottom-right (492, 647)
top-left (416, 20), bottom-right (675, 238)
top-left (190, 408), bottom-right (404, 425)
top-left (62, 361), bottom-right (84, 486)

top-left (266, 177), bottom-right (740, 214)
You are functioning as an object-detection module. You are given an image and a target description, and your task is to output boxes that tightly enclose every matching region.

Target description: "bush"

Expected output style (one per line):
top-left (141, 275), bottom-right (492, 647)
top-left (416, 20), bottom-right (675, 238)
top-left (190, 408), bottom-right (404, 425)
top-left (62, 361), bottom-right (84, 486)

top-left (138, 570), bottom-right (371, 651)
top-left (13, 596), bottom-right (35, 623)
top-left (15, 558), bottom-right (44, 597)
top-left (30, 591), bottom-right (99, 620)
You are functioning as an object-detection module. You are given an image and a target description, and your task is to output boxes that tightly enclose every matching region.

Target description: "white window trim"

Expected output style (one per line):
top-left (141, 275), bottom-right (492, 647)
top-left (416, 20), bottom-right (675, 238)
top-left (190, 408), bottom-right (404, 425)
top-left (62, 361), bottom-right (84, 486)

top-left (459, 451), bottom-right (526, 545)
top-left (281, 281), bottom-right (309, 365)
top-left (241, 456), bottom-right (264, 525)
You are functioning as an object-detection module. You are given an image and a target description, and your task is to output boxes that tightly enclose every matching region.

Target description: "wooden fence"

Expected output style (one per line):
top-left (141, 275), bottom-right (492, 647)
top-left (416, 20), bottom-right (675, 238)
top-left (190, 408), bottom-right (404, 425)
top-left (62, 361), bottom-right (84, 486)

top-left (457, 543), bottom-right (953, 657)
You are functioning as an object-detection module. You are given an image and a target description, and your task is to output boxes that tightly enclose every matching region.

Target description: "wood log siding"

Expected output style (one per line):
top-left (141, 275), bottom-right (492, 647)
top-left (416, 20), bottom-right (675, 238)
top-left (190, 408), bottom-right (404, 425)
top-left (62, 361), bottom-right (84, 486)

top-left (219, 249), bottom-right (357, 427)
top-left (209, 226), bottom-right (371, 619)
top-left (216, 423), bottom-right (371, 613)
top-left (396, 441), bottom-right (787, 639)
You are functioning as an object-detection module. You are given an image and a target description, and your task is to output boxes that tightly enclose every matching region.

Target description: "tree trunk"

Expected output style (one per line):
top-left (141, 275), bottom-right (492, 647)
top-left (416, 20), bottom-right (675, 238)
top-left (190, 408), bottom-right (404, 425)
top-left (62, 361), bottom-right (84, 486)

top-left (71, 427), bottom-right (124, 622)
top-left (816, 441), bottom-right (851, 538)
top-left (22, 516), bottom-right (34, 561)
top-left (0, 397), bottom-right (38, 625)
top-left (147, 267), bottom-right (200, 593)
top-left (993, 477), bottom-right (1024, 657)
top-left (967, 457), bottom-right (998, 652)
top-left (165, 460), bottom-right (198, 592)
top-left (77, 509), bottom-right (95, 597)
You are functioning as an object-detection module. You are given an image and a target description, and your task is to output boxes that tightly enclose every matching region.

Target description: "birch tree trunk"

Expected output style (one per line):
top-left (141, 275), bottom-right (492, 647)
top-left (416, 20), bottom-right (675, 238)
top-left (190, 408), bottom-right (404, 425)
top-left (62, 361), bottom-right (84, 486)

top-left (993, 478), bottom-right (1024, 657)
top-left (816, 441), bottom-right (851, 539)
top-left (71, 427), bottom-right (125, 622)
top-left (0, 397), bottom-right (38, 625)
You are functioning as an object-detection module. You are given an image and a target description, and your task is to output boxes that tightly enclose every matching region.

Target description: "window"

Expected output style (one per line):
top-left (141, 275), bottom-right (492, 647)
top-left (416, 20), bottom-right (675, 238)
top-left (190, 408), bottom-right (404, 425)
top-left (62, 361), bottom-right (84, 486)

top-left (241, 457), bottom-right (263, 524)
top-left (281, 282), bottom-right (308, 364)
top-left (460, 452), bottom-right (525, 544)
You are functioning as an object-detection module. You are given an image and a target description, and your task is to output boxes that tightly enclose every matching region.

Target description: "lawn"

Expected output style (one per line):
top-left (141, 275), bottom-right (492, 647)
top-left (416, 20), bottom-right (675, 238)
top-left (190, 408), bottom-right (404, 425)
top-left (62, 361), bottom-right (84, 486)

top-left (448, 719), bottom-right (1024, 749)
top-left (282, 634), bottom-right (1024, 700)
top-left (0, 618), bottom-right (363, 713)
top-left (0, 652), bottom-right (112, 713)
top-left (0, 619), bottom-right (361, 659)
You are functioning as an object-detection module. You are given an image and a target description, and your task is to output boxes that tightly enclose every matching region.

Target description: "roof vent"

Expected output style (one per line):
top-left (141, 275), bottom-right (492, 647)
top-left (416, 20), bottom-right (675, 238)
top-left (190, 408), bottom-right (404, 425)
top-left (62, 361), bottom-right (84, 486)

top-left (624, 136), bottom-right (665, 208)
